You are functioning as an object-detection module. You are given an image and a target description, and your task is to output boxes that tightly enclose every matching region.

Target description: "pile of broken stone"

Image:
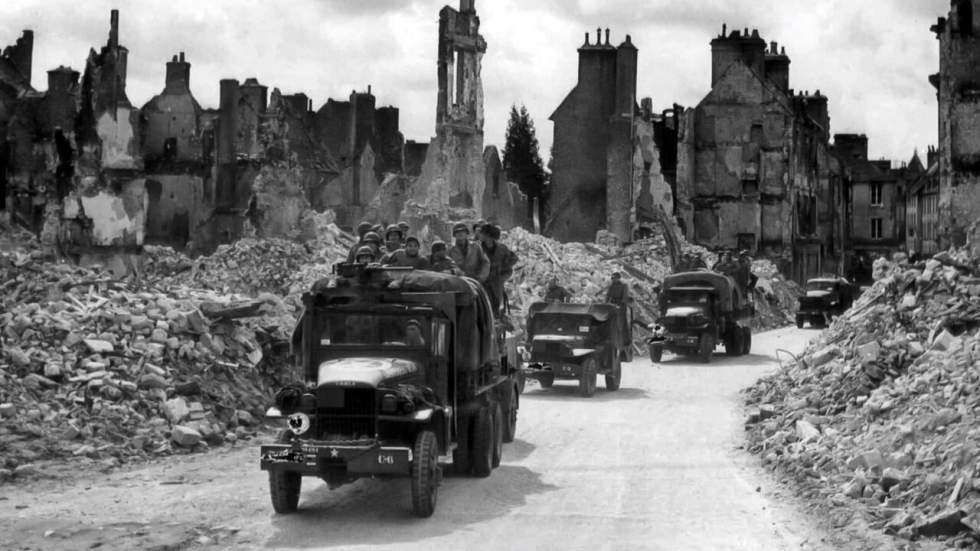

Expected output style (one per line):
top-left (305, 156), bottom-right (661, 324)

top-left (745, 248), bottom-right (980, 544)
top-left (503, 227), bottom-right (799, 353)
top-left (0, 241), bottom-right (308, 483)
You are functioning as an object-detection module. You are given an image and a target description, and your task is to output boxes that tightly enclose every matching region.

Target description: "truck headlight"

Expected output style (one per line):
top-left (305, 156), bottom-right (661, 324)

top-left (287, 412), bottom-right (310, 435)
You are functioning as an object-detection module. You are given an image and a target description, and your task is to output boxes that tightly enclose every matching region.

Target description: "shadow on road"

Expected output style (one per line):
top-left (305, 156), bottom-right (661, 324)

top-left (651, 351), bottom-right (778, 366)
top-left (521, 385), bottom-right (649, 403)
top-left (264, 464), bottom-right (558, 548)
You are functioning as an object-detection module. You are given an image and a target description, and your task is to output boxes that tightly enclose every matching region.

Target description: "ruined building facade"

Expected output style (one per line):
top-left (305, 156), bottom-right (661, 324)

top-left (0, 2), bottom-right (529, 260)
top-left (833, 134), bottom-right (917, 283)
top-left (931, 0), bottom-right (980, 249)
top-left (549, 30), bottom-right (674, 243)
top-left (676, 27), bottom-right (842, 282)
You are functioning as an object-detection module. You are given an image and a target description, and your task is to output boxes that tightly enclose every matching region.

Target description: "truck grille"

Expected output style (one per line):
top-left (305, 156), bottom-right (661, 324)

top-left (316, 387), bottom-right (376, 440)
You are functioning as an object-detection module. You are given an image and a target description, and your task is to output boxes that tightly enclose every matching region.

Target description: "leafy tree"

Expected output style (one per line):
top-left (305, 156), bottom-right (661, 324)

top-left (503, 104), bottom-right (547, 206)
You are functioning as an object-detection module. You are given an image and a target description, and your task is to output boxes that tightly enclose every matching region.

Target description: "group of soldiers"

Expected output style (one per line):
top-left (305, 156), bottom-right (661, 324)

top-left (544, 271), bottom-right (632, 307)
top-left (346, 219), bottom-right (519, 317)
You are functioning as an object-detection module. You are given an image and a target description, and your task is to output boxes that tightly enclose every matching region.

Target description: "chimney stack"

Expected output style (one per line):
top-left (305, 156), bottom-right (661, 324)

top-left (109, 9), bottom-right (119, 48)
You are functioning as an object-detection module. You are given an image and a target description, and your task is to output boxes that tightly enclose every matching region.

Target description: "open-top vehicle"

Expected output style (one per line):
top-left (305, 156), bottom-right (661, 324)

top-left (796, 276), bottom-right (857, 328)
top-left (259, 265), bottom-right (520, 517)
top-left (520, 302), bottom-right (630, 397)
top-left (647, 271), bottom-right (754, 363)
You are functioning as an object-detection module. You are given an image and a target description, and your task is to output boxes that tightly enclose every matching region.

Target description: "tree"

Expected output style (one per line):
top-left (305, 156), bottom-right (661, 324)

top-left (503, 104), bottom-right (547, 207)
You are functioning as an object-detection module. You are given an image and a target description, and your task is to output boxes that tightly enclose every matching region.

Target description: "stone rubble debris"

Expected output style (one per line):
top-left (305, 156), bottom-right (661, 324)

top-left (1, 207), bottom-right (807, 483)
top-left (745, 246), bottom-right (980, 545)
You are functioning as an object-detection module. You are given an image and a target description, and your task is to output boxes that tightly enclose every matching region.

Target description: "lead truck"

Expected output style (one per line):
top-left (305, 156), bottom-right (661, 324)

top-left (259, 265), bottom-right (521, 517)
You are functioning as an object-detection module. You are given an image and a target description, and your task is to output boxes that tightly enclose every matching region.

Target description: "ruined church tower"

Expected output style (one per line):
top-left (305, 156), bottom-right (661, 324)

top-left (405, 0), bottom-right (488, 218)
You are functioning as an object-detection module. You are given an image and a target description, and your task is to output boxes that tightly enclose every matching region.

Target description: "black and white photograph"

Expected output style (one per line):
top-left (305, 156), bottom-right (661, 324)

top-left (0, 1), bottom-right (979, 549)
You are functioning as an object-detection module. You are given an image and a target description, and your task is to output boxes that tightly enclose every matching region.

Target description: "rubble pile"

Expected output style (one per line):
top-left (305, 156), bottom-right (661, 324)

top-left (745, 249), bottom-right (980, 543)
top-left (504, 228), bottom-right (672, 351)
top-left (750, 260), bottom-right (801, 331)
top-left (0, 245), bottom-right (302, 481)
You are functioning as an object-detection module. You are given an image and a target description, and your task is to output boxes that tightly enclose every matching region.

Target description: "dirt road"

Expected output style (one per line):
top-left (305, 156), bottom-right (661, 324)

top-left (1, 327), bottom-right (838, 550)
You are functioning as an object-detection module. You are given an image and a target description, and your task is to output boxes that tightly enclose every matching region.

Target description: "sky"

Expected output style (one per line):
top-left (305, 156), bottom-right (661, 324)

top-left (0, 0), bottom-right (951, 164)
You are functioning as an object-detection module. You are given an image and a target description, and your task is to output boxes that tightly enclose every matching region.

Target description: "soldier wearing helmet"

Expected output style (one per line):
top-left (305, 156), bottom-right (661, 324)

top-left (354, 245), bottom-right (377, 264)
top-left (448, 222), bottom-right (490, 282)
top-left (345, 220), bottom-right (374, 263)
top-left (383, 224), bottom-right (404, 255)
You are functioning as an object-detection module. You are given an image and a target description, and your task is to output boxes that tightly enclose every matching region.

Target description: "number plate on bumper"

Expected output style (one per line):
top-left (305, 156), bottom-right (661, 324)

top-left (259, 444), bottom-right (412, 476)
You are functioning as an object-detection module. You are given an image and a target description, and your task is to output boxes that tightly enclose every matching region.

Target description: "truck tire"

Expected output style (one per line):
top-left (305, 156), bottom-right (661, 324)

top-left (698, 334), bottom-right (714, 363)
top-left (648, 344), bottom-right (663, 363)
top-left (268, 429), bottom-right (301, 514)
top-left (471, 406), bottom-right (494, 478)
top-left (452, 414), bottom-right (471, 475)
top-left (502, 387), bottom-right (518, 443)
top-left (269, 471), bottom-right (302, 514)
top-left (579, 357), bottom-right (597, 397)
top-left (491, 402), bottom-right (503, 468)
top-left (517, 371), bottom-right (526, 394)
top-left (411, 431), bottom-right (440, 518)
top-left (796, 316), bottom-right (804, 329)
top-left (742, 327), bottom-right (752, 355)
top-left (724, 329), bottom-right (741, 357)
top-left (605, 350), bottom-right (621, 391)
top-left (538, 373), bottom-right (554, 389)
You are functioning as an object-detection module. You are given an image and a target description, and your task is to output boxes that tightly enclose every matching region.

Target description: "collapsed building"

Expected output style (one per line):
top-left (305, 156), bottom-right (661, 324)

top-left (833, 134), bottom-right (921, 284)
top-left (0, 1), bottom-right (530, 264)
top-left (548, 29), bottom-right (676, 243)
top-left (675, 27), bottom-right (842, 283)
top-left (931, 0), bottom-right (980, 252)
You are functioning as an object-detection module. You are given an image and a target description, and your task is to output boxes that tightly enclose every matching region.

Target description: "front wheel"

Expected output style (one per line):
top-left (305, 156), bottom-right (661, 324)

top-left (411, 431), bottom-right (440, 518)
top-left (795, 316), bottom-right (804, 329)
top-left (648, 344), bottom-right (663, 363)
top-left (538, 373), bottom-right (554, 389)
top-left (579, 357), bottom-right (598, 397)
top-left (269, 471), bottom-right (302, 514)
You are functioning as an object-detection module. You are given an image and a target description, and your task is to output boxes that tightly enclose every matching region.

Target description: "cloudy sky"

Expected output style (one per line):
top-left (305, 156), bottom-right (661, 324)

top-left (0, 0), bottom-right (950, 163)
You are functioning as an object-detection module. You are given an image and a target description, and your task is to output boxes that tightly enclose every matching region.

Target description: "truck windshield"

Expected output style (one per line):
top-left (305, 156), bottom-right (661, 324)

top-left (316, 313), bottom-right (429, 347)
top-left (666, 290), bottom-right (711, 305)
top-left (806, 281), bottom-right (836, 292)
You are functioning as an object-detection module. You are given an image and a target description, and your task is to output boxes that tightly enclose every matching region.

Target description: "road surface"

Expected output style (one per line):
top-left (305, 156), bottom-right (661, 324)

top-left (0, 327), bottom-right (840, 550)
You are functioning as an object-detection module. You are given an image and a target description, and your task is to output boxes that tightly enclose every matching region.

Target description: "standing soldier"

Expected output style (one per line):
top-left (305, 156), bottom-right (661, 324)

top-left (604, 272), bottom-right (631, 306)
top-left (429, 240), bottom-right (462, 274)
top-left (449, 223), bottom-right (490, 282)
top-left (478, 224), bottom-right (518, 316)
top-left (691, 253), bottom-right (708, 270)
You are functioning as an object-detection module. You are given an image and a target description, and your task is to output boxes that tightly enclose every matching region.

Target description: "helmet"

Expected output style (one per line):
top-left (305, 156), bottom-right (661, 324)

top-left (398, 221), bottom-right (410, 232)
top-left (356, 221), bottom-right (372, 236)
top-left (363, 231), bottom-right (382, 244)
top-left (385, 224), bottom-right (403, 239)
top-left (480, 224), bottom-right (501, 240)
top-left (355, 246), bottom-right (374, 262)
top-left (431, 240), bottom-right (447, 252)
top-left (405, 236), bottom-right (420, 246)
top-left (452, 222), bottom-right (469, 235)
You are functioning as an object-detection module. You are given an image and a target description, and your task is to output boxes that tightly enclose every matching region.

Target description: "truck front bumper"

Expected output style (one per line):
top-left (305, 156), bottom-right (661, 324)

top-left (260, 442), bottom-right (413, 476)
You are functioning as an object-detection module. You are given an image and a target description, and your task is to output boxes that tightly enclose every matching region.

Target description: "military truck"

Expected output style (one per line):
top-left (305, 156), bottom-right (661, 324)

top-left (521, 302), bottom-right (629, 397)
top-left (259, 265), bottom-right (521, 518)
top-left (796, 277), bottom-right (858, 328)
top-left (646, 271), bottom-right (754, 363)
